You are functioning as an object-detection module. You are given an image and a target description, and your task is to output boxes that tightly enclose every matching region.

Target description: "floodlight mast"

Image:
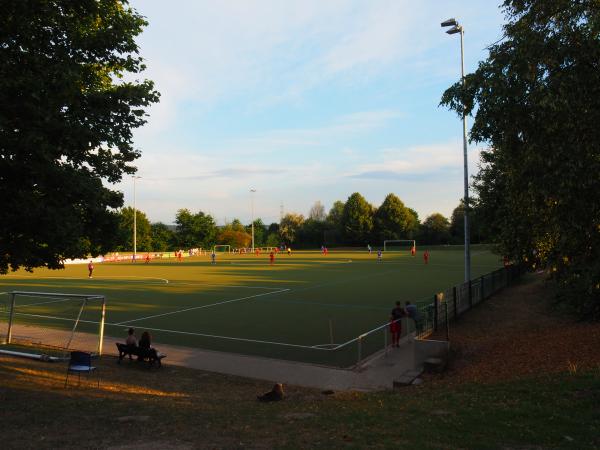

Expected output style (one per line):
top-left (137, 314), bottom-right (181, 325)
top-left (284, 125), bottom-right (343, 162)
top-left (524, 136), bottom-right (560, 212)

top-left (441, 17), bottom-right (471, 283)
top-left (250, 188), bottom-right (256, 252)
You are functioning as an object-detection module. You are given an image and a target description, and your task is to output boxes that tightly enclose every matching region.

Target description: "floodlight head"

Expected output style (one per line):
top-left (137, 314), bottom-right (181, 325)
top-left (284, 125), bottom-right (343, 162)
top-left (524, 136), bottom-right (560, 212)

top-left (446, 26), bottom-right (462, 35)
top-left (441, 18), bottom-right (457, 27)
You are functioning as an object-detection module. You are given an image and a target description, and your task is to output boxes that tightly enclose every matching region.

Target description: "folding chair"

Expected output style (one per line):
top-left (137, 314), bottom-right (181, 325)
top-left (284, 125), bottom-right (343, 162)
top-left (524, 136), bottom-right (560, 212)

top-left (64, 351), bottom-right (98, 388)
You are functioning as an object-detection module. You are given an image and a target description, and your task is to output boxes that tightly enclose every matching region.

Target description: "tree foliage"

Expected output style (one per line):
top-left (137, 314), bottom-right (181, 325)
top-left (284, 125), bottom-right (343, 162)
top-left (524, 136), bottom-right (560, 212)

top-left (279, 213), bottom-right (305, 245)
top-left (374, 193), bottom-right (411, 241)
top-left (150, 222), bottom-right (175, 252)
top-left (420, 213), bottom-right (451, 245)
top-left (0, 0), bottom-right (159, 272)
top-left (115, 207), bottom-right (152, 252)
top-left (441, 0), bottom-right (600, 318)
top-left (342, 193), bottom-right (374, 244)
top-left (174, 209), bottom-right (217, 249)
top-left (308, 201), bottom-right (326, 222)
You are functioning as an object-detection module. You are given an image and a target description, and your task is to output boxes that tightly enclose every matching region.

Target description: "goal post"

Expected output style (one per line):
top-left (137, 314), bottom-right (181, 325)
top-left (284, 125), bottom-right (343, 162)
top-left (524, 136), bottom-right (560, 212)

top-left (0, 291), bottom-right (106, 356)
top-left (383, 240), bottom-right (416, 252)
top-left (213, 245), bottom-right (231, 253)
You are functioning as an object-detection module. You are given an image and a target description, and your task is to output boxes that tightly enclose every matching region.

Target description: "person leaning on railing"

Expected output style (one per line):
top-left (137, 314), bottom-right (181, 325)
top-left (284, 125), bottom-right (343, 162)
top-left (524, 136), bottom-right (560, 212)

top-left (405, 301), bottom-right (424, 335)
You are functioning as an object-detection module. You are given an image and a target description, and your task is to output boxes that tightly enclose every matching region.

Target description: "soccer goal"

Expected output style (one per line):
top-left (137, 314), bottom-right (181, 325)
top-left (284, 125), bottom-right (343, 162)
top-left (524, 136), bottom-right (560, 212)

top-left (383, 240), bottom-right (416, 252)
top-left (213, 245), bottom-right (231, 253)
top-left (0, 291), bottom-right (106, 358)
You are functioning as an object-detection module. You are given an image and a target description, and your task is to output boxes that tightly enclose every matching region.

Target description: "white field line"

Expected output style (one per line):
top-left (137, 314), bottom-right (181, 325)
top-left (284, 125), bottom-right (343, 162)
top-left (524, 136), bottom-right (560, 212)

top-left (104, 322), bottom-right (329, 350)
top-left (115, 288), bottom-right (291, 326)
top-left (166, 282), bottom-right (283, 291)
top-left (2, 275), bottom-right (170, 284)
top-left (1, 311), bottom-right (334, 351)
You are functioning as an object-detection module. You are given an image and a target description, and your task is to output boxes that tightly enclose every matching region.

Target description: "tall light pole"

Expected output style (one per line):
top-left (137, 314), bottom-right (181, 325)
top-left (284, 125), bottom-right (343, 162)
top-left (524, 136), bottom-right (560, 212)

top-left (442, 17), bottom-right (471, 283)
top-left (250, 188), bottom-right (256, 252)
top-left (132, 175), bottom-right (142, 261)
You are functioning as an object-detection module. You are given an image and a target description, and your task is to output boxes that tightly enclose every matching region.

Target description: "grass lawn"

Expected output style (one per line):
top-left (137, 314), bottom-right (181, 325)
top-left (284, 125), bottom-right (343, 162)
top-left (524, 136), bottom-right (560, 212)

top-left (0, 354), bottom-right (597, 450)
top-left (1, 247), bottom-right (501, 366)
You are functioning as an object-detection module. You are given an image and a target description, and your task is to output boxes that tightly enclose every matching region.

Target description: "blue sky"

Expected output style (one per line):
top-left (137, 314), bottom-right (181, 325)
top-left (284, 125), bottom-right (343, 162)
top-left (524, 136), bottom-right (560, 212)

top-left (120, 0), bottom-right (506, 225)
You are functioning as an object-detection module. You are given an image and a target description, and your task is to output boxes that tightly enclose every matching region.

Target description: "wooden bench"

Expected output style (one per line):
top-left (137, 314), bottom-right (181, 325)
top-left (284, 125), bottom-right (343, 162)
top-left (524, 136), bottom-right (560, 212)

top-left (115, 343), bottom-right (166, 367)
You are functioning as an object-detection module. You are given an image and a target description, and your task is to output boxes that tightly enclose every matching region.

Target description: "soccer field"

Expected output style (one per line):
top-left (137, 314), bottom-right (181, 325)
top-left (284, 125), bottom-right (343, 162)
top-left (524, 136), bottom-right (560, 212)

top-left (0, 247), bottom-right (501, 367)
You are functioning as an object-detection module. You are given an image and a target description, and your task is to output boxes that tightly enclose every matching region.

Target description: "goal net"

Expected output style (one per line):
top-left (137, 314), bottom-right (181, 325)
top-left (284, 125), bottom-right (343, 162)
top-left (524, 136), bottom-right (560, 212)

top-left (213, 245), bottom-right (231, 253)
top-left (0, 291), bottom-right (106, 357)
top-left (383, 240), bottom-right (416, 252)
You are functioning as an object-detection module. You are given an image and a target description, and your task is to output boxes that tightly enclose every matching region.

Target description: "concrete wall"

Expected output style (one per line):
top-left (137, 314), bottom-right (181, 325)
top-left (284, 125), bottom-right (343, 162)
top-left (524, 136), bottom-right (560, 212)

top-left (414, 339), bottom-right (449, 369)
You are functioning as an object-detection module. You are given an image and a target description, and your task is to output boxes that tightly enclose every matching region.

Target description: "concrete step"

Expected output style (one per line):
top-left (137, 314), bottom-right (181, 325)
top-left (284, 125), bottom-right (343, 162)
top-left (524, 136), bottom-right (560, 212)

top-left (423, 357), bottom-right (447, 373)
top-left (392, 369), bottom-right (423, 388)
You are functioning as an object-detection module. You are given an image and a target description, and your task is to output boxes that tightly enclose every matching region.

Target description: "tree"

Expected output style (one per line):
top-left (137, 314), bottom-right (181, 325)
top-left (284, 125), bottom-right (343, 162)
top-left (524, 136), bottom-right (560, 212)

top-left (420, 213), bottom-right (451, 245)
top-left (373, 193), bottom-right (411, 241)
top-left (279, 213), bottom-right (305, 245)
top-left (0, 1), bottom-right (159, 273)
top-left (218, 229), bottom-right (251, 248)
top-left (325, 200), bottom-right (345, 244)
top-left (174, 209), bottom-right (217, 249)
top-left (150, 222), bottom-right (175, 251)
top-left (342, 193), bottom-right (374, 244)
top-left (406, 208), bottom-right (420, 240)
top-left (297, 219), bottom-right (327, 248)
top-left (450, 201), bottom-right (487, 244)
top-left (245, 218), bottom-right (267, 247)
top-left (308, 201), bottom-right (326, 222)
top-left (115, 207), bottom-right (152, 252)
top-left (441, 0), bottom-right (600, 318)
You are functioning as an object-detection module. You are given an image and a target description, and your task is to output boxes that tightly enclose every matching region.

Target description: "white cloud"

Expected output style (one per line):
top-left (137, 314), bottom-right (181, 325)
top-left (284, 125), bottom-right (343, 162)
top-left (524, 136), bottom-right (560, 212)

top-left (350, 141), bottom-right (483, 178)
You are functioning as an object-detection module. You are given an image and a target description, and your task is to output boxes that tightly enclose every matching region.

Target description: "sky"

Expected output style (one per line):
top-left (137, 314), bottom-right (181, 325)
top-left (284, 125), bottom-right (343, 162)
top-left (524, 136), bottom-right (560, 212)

top-left (119, 0), bottom-right (506, 226)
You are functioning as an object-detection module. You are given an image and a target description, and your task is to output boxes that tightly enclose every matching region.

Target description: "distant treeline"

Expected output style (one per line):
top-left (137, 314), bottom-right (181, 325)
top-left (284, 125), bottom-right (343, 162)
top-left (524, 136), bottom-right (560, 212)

top-left (113, 192), bottom-right (490, 252)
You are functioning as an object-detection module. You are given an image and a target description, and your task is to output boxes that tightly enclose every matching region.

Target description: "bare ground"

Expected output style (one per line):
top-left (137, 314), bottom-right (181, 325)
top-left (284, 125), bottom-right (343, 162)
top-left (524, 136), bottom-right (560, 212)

top-left (427, 272), bottom-right (600, 384)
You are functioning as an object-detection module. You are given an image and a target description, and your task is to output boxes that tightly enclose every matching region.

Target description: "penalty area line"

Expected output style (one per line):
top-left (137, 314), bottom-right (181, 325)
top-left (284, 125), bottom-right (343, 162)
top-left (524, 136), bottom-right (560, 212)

top-left (115, 288), bottom-right (291, 326)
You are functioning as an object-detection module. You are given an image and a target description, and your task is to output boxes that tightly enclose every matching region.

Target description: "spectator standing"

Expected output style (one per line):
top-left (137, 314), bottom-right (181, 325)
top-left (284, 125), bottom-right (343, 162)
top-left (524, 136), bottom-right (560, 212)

top-left (390, 301), bottom-right (405, 347)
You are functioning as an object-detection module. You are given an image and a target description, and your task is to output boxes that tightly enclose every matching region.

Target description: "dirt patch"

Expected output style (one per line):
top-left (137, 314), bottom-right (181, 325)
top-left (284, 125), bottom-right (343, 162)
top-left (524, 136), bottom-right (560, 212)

top-left (427, 273), bottom-right (600, 384)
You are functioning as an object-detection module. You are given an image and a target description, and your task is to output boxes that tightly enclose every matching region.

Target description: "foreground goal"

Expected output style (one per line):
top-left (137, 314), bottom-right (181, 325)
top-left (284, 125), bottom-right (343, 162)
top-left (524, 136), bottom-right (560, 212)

top-left (0, 291), bottom-right (106, 356)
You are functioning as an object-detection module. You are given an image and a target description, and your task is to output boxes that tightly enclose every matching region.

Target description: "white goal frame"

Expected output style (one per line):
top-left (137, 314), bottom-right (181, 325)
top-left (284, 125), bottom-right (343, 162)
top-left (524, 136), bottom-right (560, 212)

top-left (383, 240), bottom-right (416, 252)
top-left (2, 291), bottom-right (106, 355)
top-left (213, 245), bottom-right (231, 253)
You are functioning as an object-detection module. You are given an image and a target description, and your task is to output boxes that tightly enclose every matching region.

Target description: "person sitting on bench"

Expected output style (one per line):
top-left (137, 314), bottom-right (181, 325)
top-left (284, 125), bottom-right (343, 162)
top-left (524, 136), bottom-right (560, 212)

top-left (138, 331), bottom-right (159, 363)
top-left (126, 327), bottom-right (137, 347)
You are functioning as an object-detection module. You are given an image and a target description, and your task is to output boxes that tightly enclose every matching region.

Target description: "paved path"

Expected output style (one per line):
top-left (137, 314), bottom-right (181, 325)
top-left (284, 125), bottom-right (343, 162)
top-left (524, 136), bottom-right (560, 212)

top-left (2, 324), bottom-right (418, 391)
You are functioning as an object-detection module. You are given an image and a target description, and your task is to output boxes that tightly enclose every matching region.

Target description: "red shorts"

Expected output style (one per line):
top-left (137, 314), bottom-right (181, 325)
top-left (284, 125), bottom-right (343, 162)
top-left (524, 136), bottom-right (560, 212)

top-left (389, 321), bottom-right (400, 334)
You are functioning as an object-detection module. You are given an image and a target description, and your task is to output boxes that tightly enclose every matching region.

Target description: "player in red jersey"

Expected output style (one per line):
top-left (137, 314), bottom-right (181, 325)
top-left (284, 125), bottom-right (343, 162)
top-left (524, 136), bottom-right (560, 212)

top-left (423, 250), bottom-right (430, 265)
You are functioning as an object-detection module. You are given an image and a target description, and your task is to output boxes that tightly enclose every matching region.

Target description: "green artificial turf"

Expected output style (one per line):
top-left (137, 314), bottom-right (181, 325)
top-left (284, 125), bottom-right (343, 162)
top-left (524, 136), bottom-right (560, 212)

top-left (1, 247), bottom-right (501, 366)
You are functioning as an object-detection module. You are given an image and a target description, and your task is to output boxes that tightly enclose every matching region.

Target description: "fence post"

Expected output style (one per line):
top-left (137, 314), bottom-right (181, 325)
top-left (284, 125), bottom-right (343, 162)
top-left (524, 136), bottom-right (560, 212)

top-left (433, 294), bottom-right (439, 331)
top-left (480, 276), bottom-right (484, 304)
top-left (468, 280), bottom-right (473, 309)
top-left (453, 286), bottom-right (458, 319)
top-left (357, 336), bottom-right (362, 366)
top-left (445, 301), bottom-right (450, 341)
top-left (6, 293), bottom-right (16, 344)
top-left (384, 328), bottom-right (388, 356)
